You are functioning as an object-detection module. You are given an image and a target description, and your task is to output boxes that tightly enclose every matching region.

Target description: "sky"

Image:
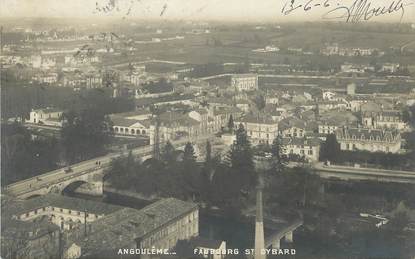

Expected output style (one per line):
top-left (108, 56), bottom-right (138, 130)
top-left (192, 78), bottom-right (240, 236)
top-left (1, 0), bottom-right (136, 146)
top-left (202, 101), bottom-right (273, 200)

top-left (1, 0), bottom-right (414, 22)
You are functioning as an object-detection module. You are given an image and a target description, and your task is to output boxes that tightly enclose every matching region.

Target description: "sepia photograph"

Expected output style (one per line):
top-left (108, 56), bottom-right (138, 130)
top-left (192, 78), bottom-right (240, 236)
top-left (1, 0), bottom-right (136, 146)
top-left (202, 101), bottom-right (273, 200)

top-left (1, 0), bottom-right (415, 258)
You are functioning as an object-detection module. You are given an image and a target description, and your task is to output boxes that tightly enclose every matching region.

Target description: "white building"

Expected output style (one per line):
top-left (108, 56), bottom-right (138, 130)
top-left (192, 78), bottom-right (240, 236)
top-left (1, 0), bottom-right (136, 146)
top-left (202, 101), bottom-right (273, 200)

top-left (149, 111), bottom-right (202, 145)
top-left (335, 127), bottom-right (401, 153)
top-left (322, 91), bottom-right (336, 101)
top-left (29, 108), bottom-right (63, 127)
top-left (110, 116), bottom-right (150, 136)
top-left (380, 63), bottom-right (399, 73)
top-left (362, 110), bottom-right (406, 130)
top-left (279, 117), bottom-right (307, 138)
top-left (231, 74), bottom-right (258, 92)
top-left (282, 137), bottom-right (321, 162)
top-left (236, 115), bottom-right (278, 145)
top-left (32, 72), bottom-right (58, 84)
top-left (122, 71), bottom-right (141, 86)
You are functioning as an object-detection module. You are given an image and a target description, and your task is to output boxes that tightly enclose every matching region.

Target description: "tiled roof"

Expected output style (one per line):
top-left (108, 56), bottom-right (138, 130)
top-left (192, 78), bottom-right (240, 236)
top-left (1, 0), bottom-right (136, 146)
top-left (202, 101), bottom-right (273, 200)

top-left (282, 137), bottom-right (321, 147)
top-left (5, 194), bottom-right (123, 217)
top-left (279, 117), bottom-right (306, 131)
top-left (113, 110), bottom-right (152, 118)
top-left (1, 217), bottom-right (59, 240)
top-left (335, 127), bottom-right (400, 142)
top-left (110, 115), bottom-right (139, 127)
top-left (156, 111), bottom-right (200, 127)
top-left (32, 107), bottom-right (62, 114)
top-left (362, 110), bottom-right (402, 117)
top-left (135, 94), bottom-right (195, 106)
top-left (213, 106), bottom-right (241, 116)
top-left (66, 198), bottom-right (197, 255)
top-left (238, 114), bottom-right (277, 125)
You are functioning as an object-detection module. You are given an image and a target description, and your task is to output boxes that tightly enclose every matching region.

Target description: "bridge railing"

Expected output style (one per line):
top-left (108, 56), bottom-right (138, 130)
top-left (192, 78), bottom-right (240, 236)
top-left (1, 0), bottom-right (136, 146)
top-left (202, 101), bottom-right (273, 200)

top-left (8, 165), bottom-right (107, 196)
top-left (5, 134), bottom-right (217, 194)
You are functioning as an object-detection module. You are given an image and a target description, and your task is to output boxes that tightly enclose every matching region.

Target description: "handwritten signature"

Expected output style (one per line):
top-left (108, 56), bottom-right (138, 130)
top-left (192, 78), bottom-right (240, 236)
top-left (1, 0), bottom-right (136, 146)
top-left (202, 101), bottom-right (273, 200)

top-left (281, 0), bottom-right (413, 23)
top-left (95, 0), bottom-right (168, 18)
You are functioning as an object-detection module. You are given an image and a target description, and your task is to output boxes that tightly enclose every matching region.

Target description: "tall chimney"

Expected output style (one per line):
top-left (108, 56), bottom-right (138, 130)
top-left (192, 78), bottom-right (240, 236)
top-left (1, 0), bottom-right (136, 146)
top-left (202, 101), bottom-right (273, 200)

top-left (254, 173), bottom-right (266, 259)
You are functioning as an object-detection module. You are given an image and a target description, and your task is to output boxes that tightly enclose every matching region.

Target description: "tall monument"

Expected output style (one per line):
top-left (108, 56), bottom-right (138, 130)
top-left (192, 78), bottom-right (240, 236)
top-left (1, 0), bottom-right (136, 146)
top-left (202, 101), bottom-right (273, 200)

top-left (254, 173), bottom-right (265, 259)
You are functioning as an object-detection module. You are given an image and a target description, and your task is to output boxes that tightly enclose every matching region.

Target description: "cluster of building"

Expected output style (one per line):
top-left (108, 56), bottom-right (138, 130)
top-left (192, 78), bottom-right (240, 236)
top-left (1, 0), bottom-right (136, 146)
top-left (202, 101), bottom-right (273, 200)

top-left (340, 62), bottom-right (402, 74)
top-left (1, 194), bottom-right (200, 259)
top-left (26, 70), bottom-right (413, 164)
top-left (321, 43), bottom-right (382, 57)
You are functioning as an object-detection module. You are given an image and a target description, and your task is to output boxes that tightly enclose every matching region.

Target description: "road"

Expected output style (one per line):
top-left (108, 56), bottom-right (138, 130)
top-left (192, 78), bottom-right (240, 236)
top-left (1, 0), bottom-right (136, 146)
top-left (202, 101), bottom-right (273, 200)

top-left (5, 135), bottom-right (215, 197)
top-left (313, 163), bottom-right (415, 184)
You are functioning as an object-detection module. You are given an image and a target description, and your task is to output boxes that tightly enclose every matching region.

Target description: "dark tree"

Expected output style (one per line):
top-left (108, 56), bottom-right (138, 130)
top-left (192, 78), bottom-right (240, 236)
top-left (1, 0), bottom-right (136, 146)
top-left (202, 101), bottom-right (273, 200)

top-left (205, 140), bottom-right (212, 166)
top-left (61, 109), bottom-right (113, 163)
top-left (183, 142), bottom-right (197, 163)
top-left (227, 115), bottom-right (234, 133)
top-left (254, 94), bottom-right (266, 111)
top-left (271, 135), bottom-right (287, 174)
top-left (228, 124), bottom-right (256, 190)
top-left (319, 134), bottom-right (341, 163)
top-left (403, 104), bottom-right (415, 127)
top-left (161, 141), bottom-right (176, 163)
top-left (388, 211), bottom-right (410, 233)
top-left (1, 123), bottom-right (60, 185)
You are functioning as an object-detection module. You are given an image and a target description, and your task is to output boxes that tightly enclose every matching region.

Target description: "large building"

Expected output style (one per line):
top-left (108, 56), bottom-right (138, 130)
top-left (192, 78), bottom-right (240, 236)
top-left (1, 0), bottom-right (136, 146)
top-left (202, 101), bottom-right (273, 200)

top-left (29, 108), bottom-right (64, 127)
top-left (32, 72), bottom-right (58, 84)
top-left (335, 127), bottom-right (401, 153)
top-left (361, 110), bottom-right (406, 130)
top-left (149, 107), bottom-right (242, 145)
top-left (1, 194), bottom-right (122, 259)
top-left (149, 111), bottom-right (202, 145)
top-left (231, 74), bottom-right (258, 92)
top-left (64, 198), bottom-right (198, 259)
top-left (1, 194), bottom-right (198, 259)
top-left (278, 117), bottom-right (307, 138)
top-left (282, 137), bottom-right (321, 162)
top-left (109, 110), bottom-right (152, 137)
top-left (236, 114), bottom-right (278, 145)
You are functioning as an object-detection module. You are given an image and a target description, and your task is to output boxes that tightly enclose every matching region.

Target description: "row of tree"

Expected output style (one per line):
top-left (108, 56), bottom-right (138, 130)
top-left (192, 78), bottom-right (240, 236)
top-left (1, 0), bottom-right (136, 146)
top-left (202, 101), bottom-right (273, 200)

top-left (1, 89), bottom-right (129, 184)
top-left (1, 123), bottom-right (60, 186)
top-left (105, 124), bottom-right (316, 217)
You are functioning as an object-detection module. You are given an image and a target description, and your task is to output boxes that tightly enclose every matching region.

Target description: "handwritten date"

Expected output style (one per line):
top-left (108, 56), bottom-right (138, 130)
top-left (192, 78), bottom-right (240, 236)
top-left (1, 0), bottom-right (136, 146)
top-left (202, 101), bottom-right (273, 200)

top-left (281, 0), bottom-right (412, 23)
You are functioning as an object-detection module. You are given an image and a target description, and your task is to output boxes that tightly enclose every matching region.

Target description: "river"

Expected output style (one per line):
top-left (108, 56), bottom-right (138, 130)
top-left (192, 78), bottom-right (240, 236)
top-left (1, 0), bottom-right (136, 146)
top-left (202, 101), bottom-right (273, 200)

top-left (63, 188), bottom-right (407, 259)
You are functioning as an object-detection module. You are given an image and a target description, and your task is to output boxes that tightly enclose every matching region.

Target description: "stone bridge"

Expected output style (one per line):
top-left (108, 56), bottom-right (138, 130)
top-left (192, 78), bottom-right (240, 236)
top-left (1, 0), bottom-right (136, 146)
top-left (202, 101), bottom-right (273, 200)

top-left (4, 135), bottom-right (216, 199)
top-left (264, 218), bottom-right (303, 249)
